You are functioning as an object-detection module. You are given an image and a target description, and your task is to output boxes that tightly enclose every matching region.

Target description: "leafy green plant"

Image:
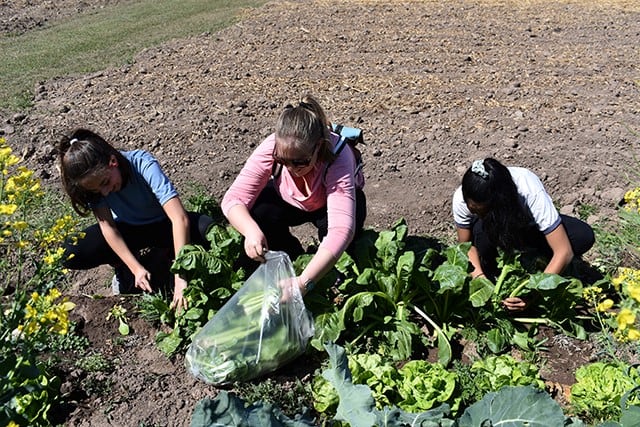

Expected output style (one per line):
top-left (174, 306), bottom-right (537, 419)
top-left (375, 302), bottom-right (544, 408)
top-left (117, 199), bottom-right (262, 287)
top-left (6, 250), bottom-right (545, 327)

top-left (309, 219), bottom-right (443, 362)
top-left (234, 378), bottom-right (313, 420)
top-left (457, 386), bottom-right (581, 427)
top-left (135, 292), bottom-right (172, 324)
top-left (318, 342), bottom-right (455, 427)
top-left (469, 354), bottom-right (545, 397)
top-left (155, 224), bottom-right (245, 355)
top-left (570, 361), bottom-right (640, 423)
top-left (191, 391), bottom-right (317, 427)
top-left (107, 304), bottom-right (130, 336)
top-left (184, 184), bottom-right (225, 224)
top-left (312, 350), bottom-right (460, 418)
top-left (75, 352), bottom-right (114, 373)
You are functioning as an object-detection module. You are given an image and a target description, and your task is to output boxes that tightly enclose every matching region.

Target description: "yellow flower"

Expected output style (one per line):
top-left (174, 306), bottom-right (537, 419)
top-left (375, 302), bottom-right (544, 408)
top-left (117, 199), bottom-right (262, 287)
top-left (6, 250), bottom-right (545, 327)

top-left (629, 284), bottom-right (640, 303)
top-left (617, 308), bottom-right (636, 329)
top-left (11, 220), bottom-right (28, 230)
top-left (597, 299), bottom-right (614, 312)
top-left (46, 288), bottom-right (61, 301)
top-left (628, 328), bottom-right (640, 341)
top-left (583, 286), bottom-right (602, 303)
top-left (0, 204), bottom-right (18, 215)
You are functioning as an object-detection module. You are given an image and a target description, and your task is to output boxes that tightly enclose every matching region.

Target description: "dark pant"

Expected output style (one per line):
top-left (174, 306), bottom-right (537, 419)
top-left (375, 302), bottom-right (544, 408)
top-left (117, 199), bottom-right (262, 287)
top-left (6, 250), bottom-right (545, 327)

top-left (62, 212), bottom-right (214, 270)
top-left (472, 214), bottom-right (595, 280)
top-left (249, 182), bottom-right (367, 260)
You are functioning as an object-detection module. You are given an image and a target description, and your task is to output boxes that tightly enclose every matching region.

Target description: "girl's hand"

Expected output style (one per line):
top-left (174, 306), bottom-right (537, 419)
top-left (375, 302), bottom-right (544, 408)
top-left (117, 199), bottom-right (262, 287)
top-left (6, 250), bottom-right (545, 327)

top-left (279, 276), bottom-right (305, 303)
top-left (133, 268), bottom-right (153, 292)
top-left (244, 233), bottom-right (268, 262)
top-left (170, 276), bottom-right (188, 313)
top-left (502, 296), bottom-right (528, 311)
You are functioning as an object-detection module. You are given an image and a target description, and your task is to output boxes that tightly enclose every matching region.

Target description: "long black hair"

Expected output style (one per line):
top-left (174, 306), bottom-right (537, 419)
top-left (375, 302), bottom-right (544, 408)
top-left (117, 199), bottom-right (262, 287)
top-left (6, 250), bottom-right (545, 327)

top-left (58, 128), bottom-right (130, 216)
top-left (461, 157), bottom-right (534, 250)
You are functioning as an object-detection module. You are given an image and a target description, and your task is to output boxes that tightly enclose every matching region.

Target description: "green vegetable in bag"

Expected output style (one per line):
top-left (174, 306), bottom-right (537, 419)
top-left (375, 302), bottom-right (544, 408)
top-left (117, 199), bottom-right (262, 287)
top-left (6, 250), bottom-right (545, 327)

top-left (185, 251), bottom-right (314, 385)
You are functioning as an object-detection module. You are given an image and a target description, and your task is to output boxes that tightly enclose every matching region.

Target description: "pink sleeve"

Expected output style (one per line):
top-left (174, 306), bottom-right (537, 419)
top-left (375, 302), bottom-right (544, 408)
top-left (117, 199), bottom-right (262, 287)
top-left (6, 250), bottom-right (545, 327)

top-left (221, 134), bottom-right (275, 216)
top-left (318, 144), bottom-right (358, 258)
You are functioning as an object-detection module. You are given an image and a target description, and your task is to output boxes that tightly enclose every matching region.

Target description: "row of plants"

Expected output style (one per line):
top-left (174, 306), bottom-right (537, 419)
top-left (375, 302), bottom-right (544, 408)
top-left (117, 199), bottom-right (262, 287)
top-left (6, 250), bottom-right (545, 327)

top-left (4, 129), bottom-right (640, 426)
top-left (128, 193), bottom-right (640, 424)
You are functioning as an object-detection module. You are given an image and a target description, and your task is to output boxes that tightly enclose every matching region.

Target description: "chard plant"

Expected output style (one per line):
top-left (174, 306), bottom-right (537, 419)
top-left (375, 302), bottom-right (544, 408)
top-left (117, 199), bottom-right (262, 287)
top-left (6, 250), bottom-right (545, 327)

top-left (154, 224), bottom-right (245, 355)
top-left (307, 216), bottom-right (589, 365)
top-left (0, 138), bottom-right (82, 426)
top-left (107, 304), bottom-right (130, 336)
top-left (306, 219), bottom-right (443, 362)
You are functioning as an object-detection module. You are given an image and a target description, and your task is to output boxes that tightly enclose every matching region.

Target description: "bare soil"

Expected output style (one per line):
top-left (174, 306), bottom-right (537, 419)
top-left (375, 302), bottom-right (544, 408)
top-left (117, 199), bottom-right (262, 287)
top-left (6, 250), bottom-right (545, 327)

top-left (2, 0), bottom-right (640, 426)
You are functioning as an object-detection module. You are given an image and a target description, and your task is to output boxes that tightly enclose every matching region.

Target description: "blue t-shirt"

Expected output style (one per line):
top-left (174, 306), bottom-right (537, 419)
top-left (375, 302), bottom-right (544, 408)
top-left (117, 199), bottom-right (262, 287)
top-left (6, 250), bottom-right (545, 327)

top-left (93, 150), bottom-right (178, 225)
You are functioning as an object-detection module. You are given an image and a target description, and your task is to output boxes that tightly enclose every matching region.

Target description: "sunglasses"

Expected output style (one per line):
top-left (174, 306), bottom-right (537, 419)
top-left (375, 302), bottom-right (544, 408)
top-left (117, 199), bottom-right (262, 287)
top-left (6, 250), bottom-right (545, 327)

top-left (273, 144), bottom-right (318, 168)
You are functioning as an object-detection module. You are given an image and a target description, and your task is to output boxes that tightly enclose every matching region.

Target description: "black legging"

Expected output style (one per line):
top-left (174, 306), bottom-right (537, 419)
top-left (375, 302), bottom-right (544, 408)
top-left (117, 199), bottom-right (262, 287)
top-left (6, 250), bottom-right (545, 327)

top-left (62, 211), bottom-right (214, 270)
top-left (472, 214), bottom-right (595, 280)
top-left (249, 182), bottom-right (367, 260)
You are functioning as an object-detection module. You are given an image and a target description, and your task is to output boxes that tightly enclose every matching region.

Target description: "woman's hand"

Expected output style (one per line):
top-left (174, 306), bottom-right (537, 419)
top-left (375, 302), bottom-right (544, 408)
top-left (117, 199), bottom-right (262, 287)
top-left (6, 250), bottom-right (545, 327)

top-left (244, 232), bottom-right (268, 262)
top-left (133, 267), bottom-right (153, 292)
top-left (170, 276), bottom-right (189, 313)
top-left (501, 296), bottom-right (529, 311)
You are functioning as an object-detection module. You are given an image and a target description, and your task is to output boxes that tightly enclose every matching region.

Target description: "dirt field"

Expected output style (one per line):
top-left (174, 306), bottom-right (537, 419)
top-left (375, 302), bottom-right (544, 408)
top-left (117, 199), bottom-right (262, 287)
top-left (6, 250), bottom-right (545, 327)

top-left (2, 0), bottom-right (640, 425)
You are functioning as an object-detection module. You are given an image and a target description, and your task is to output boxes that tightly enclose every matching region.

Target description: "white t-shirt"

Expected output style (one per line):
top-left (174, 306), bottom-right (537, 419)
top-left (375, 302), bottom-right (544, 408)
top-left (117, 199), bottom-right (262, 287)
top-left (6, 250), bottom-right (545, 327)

top-left (452, 166), bottom-right (561, 235)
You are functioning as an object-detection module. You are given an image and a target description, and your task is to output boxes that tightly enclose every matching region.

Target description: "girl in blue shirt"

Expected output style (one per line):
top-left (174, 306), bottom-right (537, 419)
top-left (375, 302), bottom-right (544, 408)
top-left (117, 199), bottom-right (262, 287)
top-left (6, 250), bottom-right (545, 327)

top-left (58, 128), bottom-right (213, 312)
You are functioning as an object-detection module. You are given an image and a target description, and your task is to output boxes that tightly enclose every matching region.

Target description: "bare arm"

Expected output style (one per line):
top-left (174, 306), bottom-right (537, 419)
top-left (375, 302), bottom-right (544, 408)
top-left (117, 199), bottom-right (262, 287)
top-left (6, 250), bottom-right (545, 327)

top-left (94, 206), bottom-right (152, 292)
top-left (162, 197), bottom-right (191, 312)
top-left (543, 223), bottom-right (574, 274)
top-left (225, 203), bottom-right (269, 262)
top-left (297, 247), bottom-right (337, 296)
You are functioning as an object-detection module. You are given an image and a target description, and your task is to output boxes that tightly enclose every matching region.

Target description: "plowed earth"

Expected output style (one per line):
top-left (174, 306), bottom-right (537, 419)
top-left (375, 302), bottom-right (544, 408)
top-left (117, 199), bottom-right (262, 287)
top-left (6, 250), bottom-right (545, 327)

top-left (1, 1), bottom-right (640, 425)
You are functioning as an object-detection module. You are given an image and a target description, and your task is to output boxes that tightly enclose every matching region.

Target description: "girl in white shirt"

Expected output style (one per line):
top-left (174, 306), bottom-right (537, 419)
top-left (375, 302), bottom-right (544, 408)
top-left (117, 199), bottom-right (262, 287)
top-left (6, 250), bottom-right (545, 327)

top-left (452, 158), bottom-right (594, 311)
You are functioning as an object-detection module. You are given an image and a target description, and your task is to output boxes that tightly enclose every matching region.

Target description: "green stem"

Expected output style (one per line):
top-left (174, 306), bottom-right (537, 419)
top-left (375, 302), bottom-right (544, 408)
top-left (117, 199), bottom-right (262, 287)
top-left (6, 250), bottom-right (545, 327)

top-left (349, 322), bottom-right (378, 347)
top-left (508, 278), bottom-right (530, 298)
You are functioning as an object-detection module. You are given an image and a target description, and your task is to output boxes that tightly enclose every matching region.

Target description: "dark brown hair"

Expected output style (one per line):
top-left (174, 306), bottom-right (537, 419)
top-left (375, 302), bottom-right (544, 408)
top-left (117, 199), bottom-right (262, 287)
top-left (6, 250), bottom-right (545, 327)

top-left (58, 128), bottom-right (130, 216)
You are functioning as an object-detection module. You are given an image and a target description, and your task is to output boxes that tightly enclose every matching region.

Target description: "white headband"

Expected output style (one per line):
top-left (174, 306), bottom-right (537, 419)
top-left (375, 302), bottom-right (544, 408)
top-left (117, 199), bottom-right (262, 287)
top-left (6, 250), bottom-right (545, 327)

top-left (471, 159), bottom-right (488, 178)
top-left (70, 138), bottom-right (79, 145)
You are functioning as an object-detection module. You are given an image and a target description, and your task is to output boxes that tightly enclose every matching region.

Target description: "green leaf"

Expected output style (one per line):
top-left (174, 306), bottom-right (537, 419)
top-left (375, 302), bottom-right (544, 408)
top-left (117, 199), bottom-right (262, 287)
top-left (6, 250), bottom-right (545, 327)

top-left (468, 276), bottom-right (494, 307)
top-left (458, 386), bottom-right (569, 427)
top-left (322, 343), bottom-right (378, 427)
top-left (527, 272), bottom-right (567, 291)
top-left (320, 343), bottom-right (456, 426)
top-left (433, 264), bottom-right (466, 294)
top-left (156, 328), bottom-right (183, 355)
top-left (311, 312), bottom-right (343, 351)
top-left (118, 319), bottom-right (130, 336)
top-left (189, 391), bottom-right (316, 426)
top-left (486, 328), bottom-right (507, 354)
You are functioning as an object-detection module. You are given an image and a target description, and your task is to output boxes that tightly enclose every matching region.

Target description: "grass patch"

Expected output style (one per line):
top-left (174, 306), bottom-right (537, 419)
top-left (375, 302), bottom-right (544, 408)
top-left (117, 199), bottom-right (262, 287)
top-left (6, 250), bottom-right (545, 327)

top-left (0, 0), bottom-right (264, 111)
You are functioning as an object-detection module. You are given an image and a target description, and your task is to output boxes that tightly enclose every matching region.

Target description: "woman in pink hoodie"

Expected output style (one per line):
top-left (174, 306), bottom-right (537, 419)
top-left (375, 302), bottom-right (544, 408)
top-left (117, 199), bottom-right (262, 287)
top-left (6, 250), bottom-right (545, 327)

top-left (222, 94), bottom-right (366, 296)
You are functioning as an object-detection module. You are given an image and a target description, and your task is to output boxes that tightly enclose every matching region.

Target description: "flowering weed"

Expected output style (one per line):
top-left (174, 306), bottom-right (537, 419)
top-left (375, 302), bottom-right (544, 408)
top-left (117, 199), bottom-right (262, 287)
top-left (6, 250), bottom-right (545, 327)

top-left (0, 138), bottom-right (82, 426)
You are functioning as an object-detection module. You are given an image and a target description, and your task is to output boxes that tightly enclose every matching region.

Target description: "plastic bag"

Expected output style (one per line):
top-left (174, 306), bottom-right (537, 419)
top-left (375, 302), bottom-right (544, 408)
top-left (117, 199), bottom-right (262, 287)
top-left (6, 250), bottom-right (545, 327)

top-left (185, 250), bottom-right (315, 385)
